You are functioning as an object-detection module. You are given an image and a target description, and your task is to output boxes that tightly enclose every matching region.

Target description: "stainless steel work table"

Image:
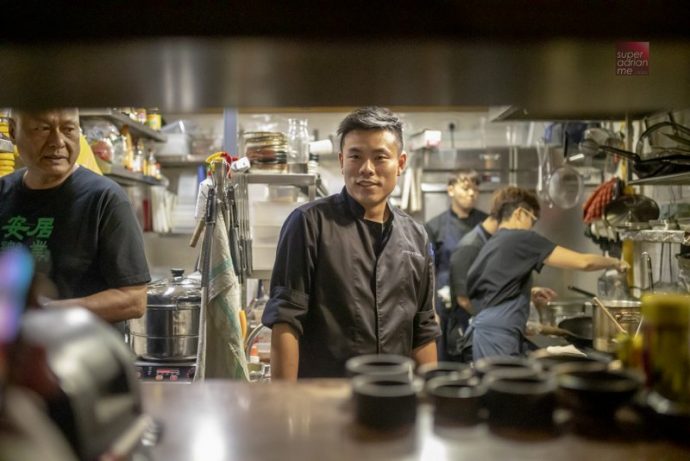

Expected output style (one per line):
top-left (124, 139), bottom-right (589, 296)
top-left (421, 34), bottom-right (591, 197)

top-left (142, 380), bottom-right (689, 460)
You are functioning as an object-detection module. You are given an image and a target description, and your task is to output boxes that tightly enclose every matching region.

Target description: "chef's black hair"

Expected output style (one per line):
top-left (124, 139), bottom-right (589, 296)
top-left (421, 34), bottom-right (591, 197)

top-left (493, 186), bottom-right (541, 223)
top-left (337, 106), bottom-right (403, 153)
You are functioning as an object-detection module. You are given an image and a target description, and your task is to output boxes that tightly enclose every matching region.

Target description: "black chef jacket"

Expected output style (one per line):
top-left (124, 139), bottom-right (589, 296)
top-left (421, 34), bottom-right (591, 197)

top-left (262, 187), bottom-right (439, 378)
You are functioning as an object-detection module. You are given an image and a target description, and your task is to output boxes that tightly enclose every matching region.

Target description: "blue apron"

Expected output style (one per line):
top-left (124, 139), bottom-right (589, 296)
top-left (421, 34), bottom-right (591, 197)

top-left (470, 291), bottom-right (531, 360)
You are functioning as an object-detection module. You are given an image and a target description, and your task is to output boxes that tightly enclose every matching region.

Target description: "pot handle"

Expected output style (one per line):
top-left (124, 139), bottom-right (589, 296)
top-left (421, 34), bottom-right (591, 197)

top-left (567, 285), bottom-right (596, 298)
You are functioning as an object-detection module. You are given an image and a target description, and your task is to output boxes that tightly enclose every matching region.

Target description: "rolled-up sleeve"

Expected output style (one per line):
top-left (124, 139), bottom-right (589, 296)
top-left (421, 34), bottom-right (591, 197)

top-left (413, 239), bottom-right (440, 348)
top-left (261, 209), bottom-right (317, 336)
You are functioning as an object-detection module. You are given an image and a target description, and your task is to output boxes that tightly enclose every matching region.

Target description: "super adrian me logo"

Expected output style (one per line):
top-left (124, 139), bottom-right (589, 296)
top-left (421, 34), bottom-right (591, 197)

top-left (616, 42), bottom-right (649, 76)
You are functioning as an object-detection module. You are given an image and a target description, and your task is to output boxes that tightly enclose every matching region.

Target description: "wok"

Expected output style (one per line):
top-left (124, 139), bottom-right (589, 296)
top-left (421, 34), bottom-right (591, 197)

top-left (603, 194), bottom-right (659, 230)
top-left (558, 316), bottom-right (593, 349)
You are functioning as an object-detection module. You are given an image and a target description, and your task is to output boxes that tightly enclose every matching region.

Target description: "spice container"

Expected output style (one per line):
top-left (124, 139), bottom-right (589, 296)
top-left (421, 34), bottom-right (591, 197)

top-left (641, 293), bottom-right (690, 404)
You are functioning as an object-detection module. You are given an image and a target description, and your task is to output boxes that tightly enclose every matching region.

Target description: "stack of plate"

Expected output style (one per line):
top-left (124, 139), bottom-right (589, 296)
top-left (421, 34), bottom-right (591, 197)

top-left (242, 131), bottom-right (288, 171)
top-left (0, 149), bottom-right (15, 177)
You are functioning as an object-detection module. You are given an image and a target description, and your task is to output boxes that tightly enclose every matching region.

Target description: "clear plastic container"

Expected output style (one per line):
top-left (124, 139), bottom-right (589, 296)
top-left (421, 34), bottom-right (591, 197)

top-left (287, 118), bottom-right (309, 164)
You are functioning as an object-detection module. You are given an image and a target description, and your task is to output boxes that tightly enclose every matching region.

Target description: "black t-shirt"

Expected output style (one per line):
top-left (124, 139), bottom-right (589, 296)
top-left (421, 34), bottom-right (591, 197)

top-left (449, 223), bottom-right (491, 301)
top-left (0, 167), bottom-right (151, 300)
top-left (467, 229), bottom-right (556, 312)
top-left (425, 208), bottom-right (487, 275)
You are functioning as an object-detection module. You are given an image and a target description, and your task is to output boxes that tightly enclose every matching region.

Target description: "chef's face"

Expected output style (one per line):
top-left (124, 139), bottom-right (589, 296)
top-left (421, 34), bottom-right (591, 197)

top-left (448, 177), bottom-right (479, 213)
top-left (11, 109), bottom-right (81, 187)
top-left (339, 129), bottom-right (406, 215)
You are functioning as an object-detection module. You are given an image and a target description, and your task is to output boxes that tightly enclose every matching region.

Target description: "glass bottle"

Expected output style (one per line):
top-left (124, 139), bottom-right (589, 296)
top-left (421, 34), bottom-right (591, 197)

top-left (287, 118), bottom-right (309, 164)
top-left (146, 149), bottom-right (157, 176)
top-left (132, 140), bottom-right (145, 173)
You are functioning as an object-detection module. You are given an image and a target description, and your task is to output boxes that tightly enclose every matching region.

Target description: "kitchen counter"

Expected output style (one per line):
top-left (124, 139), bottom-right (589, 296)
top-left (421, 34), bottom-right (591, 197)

top-left (141, 380), bottom-right (689, 461)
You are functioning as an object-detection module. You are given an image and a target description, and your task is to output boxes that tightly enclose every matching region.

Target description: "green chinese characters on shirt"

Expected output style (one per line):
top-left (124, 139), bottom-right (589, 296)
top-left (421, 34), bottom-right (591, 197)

top-left (1, 216), bottom-right (54, 262)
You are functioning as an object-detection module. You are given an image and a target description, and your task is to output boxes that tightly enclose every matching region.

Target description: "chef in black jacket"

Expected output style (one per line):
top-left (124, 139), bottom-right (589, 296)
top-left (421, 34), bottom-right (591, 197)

top-left (262, 107), bottom-right (439, 380)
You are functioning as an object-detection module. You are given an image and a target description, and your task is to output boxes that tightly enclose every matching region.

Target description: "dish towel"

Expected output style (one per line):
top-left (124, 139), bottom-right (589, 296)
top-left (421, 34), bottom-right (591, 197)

top-left (202, 213), bottom-right (249, 380)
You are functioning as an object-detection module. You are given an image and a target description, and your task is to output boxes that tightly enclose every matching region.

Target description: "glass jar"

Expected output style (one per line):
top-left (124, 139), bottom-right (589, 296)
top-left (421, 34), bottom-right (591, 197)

top-left (287, 118), bottom-right (309, 164)
top-left (641, 293), bottom-right (690, 404)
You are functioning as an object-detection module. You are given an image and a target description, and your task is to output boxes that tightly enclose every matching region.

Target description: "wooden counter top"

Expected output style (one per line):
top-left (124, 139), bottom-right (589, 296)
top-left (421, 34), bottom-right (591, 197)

top-left (141, 380), bottom-right (689, 461)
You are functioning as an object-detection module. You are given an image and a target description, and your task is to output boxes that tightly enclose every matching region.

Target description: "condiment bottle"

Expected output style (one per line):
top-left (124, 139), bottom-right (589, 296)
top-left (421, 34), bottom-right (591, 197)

top-left (641, 293), bottom-right (690, 404)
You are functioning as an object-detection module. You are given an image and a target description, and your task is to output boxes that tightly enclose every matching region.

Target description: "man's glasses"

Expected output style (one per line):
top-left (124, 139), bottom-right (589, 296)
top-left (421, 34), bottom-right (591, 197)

top-left (519, 207), bottom-right (539, 224)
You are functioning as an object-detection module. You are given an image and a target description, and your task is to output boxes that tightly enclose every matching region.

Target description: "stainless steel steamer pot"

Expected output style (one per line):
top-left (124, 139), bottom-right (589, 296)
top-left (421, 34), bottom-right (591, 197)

top-left (128, 268), bottom-right (201, 361)
top-left (589, 299), bottom-right (641, 353)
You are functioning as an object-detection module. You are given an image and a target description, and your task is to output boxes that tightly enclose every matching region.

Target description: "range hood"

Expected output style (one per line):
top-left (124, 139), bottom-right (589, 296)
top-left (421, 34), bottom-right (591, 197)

top-left (488, 106), bottom-right (659, 122)
top-left (1, 38), bottom-right (689, 114)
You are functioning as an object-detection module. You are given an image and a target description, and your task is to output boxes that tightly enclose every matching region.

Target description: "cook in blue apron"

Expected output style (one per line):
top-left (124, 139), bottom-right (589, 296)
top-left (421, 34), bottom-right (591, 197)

top-left (466, 227), bottom-right (556, 360)
top-left (424, 173), bottom-right (487, 360)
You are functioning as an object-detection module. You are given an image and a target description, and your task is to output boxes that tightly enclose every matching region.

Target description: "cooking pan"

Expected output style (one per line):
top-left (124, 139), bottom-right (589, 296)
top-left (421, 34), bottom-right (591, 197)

top-left (603, 194), bottom-right (659, 230)
top-left (579, 140), bottom-right (690, 178)
top-left (558, 316), bottom-right (593, 349)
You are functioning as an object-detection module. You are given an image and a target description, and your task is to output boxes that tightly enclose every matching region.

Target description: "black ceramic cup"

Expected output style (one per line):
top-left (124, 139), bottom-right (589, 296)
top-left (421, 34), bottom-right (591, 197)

top-left (346, 354), bottom-right (415, 382)
top-left (416, 361), bottom-right (474, 382)
top-left (556, 367), bottom-right (641, 418)
top-left (351, 374), bottom-right (422, 430)
top-left (484, 373), bottom-right (557, 430)
top-left (474, 356), bottom-right (542, 378)
top-left (427, 376), bottom-right (487, 425)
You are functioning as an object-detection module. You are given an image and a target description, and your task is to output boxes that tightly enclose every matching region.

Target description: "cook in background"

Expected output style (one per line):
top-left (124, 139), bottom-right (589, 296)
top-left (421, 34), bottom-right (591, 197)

top-left (0, 109), bottom-right (150, 332)
top-left (447, 196), bottom-right (499, 361)
top-left (262, 106), bottom-right (439, 380)
top-left (466, 186), bottom-right (628, 360)
top-left (424, 169), bottom-right (487, 360)
top-left (448, 186), bottom-right (561, 362)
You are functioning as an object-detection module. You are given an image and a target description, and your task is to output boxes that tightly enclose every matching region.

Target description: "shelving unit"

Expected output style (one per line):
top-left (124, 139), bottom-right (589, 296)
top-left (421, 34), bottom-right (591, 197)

top-left (157, 158), bottom-right (207, 168)
top-left (629, 171), bottom-right (690, 186)
top-left (80, 108), bottom-right (167, 143)
top-left (104, 165), bottom-right (165, 187)
top-left (619, 228), bottom-right (690, 245)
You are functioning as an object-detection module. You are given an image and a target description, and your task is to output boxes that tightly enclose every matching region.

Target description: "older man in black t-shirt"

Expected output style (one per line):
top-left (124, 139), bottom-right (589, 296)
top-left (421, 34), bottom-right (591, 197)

top-left (0, 108), bottom-right (150, 327)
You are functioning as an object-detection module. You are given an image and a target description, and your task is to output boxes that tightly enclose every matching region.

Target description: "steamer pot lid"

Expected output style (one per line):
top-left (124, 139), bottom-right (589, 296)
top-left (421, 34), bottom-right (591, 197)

top-left (147, 268), bottom-right (201, 304)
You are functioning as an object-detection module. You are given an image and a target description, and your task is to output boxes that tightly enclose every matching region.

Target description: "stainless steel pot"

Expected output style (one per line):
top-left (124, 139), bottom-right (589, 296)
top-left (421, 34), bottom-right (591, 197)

top-left (128, 268), bottom-right (201, 361)
top-left (588, 299), bottom-right (641, 353)
top-left (543, 299), bottom-right (592, 327)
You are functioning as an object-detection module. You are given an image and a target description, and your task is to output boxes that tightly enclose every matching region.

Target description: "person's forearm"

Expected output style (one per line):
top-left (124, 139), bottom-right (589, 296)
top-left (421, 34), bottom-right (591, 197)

top-left (270, 323), bottom-right (300, 381)
top-left (456, 296), bottom-right (474, 315)
top-left (44, 284), bottom-right (147, 323)
top-left (412, 340), bottom-right (437, 367)
top-left (581, 254), bottom-right (624, 271)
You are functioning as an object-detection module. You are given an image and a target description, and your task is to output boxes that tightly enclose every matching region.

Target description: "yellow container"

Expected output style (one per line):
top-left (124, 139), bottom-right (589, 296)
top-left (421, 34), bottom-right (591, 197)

top-left (641, 293), bottom-right (690, 403)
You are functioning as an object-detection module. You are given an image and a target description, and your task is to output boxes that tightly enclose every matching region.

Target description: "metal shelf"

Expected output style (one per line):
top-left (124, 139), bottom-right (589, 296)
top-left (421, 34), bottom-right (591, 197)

top-left (628, 171), bottom-right (690, 186)
top-left (105, 165), bottom-right (164, 187)
top-left (245, 173), bottom-right (317, 187)
top-left (0, 138), bottom-right (14, 153)
top-left (80, 109), bottom-right (167, 142)
top-left (488, 105), bottom-right (654, 122)
top-left (158, 157), bottom-right (207, 168)
top-left (619, 229), bottom-right (690, 244)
